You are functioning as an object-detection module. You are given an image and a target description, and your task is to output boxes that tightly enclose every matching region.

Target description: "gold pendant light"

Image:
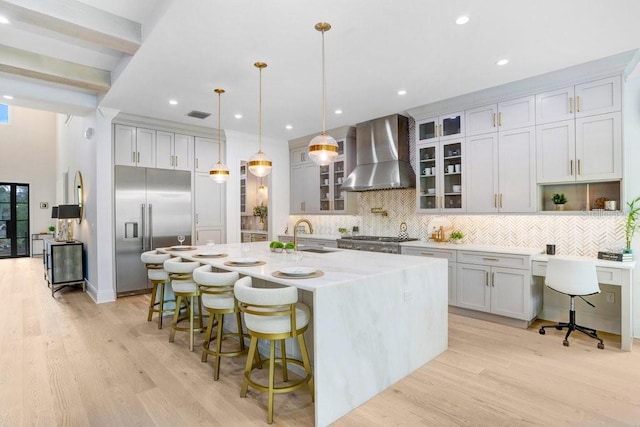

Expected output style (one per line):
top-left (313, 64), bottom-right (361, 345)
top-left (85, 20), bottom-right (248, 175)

top-left (210, 88), bottom-right (230, 183)
top-left (248, 61), bottom-right (273, 178)
top-left (308, 22), bottom-right (339, 166)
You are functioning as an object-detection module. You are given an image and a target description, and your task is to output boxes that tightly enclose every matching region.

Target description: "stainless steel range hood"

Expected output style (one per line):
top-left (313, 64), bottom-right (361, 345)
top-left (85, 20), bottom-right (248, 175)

top-left (340, 114), bottom-right (415, 191)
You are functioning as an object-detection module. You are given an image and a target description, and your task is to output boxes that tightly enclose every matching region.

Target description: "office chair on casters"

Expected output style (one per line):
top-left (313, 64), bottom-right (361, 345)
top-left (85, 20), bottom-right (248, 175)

top-left (538, 257), bottom-right (604, 349)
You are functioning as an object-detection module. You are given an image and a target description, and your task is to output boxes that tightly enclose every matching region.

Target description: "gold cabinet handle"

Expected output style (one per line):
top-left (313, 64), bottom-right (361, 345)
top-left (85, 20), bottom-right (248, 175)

top-left (494, 194), bottom-right (497, 208)
top-left (195, 213), bottom-right (199, 224)
top-left (132, 151), bottom-right (135, 164)
top-left (570, 159), bottom-right (574, 175)
top-left (485, 272), bottom-right (490, 286)
top-left (569, 97), bottom-right (574, 114)
top-left (491, 272), bottom-right (495, 287)
top-left (578, 159), bottom-right (581, 175)
top-left (576, 95), bottom-right (581, 112)
top-left (421, 252), bottom-right (436, 256)
top-left (196, 158), bottom-right (199, 169)
top-left (498, 112), bottom-right (502, 126)
top-left (483, 257), bottom-right (499, 262)
top-left (499, 194), bottom-right (503, 208)
top-left (137, 152), bottom-right (140, 163)
top-left (492, 113), bottom-right (496, 127)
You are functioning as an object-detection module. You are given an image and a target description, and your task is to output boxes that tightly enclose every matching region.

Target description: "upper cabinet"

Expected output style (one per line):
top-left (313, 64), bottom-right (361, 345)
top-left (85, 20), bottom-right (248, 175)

top-left (319, 139), bottom-right (357, 213)
top-left (194, 136), bottom-right (218, 173)
top-left (156, 131), bottom-right (193, 171)
top-left (465, 96), bottom-right (535, 136)
top-left (416, 111), bottom-right (464, 143)
top-left (416, 139), bottom-right (465, 212)
top-left (114, 125), bottom-right (156, 168)
top-left (535, 76), bottom-right (621, 125)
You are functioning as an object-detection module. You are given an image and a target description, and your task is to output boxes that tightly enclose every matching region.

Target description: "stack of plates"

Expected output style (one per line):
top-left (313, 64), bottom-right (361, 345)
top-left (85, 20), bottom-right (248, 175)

top-left (279, 266), bottom-right (317, 277)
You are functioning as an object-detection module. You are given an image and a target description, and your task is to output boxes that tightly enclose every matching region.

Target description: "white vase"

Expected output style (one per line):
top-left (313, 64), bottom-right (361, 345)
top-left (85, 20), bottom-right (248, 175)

top-left (257, 219), bottom-right (265, 231)
top-left (555, 204), bottom-right (565, 211)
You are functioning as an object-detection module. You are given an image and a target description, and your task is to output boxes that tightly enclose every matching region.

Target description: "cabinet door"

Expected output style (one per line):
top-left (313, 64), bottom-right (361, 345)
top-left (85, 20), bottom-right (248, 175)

top-left (155, 131), bottom-right (174, 169)
top-left (195, 173), bottom-right (223, 227)
top-left (195, 137), bottom-right (217, 173)
top-left (304, 163), bottom-right (321, 213)
top-left (575, 76), bottom-right (621, 118)
top-left (291, 166), bottom-right (306, 214)
top-left (291, 147), bottom-right (309, 166)
top-left (457, 263), bottom-right (491, 313)
top-left (498, 96), bottom-right (535, 131)
top-left (575, 112), bottom-right (622, 181)
top-left (173, 134), bottom-right (193, 171)
top-left (535, 120), bottom-right (575, 183)
top-left (498, 127), bottom-right (536, 212)
top-left (114, 124), bottom-right (136, 166)
top-left (439, 112), bottom-right (464, 140)
top-left (448, 263), bottom-right (457, 306)
top-left (535, 86), bottom-right (574, 125)
top-left (490, 267), bottom-right (528, 319)
top-left (465, 133), bottom-right (498, 212)
top-left (442, 140), bottom-right (464, 211)
top-left (417, 143), bottom-right (438, 211)
top-left (196, 228), bottom-right (223, 245)
top-left (135, 128), bottom-right (156, 168)
top-left (416, 117), bottom-right (439, 143)
top-left (465, 104), bottom-right (497, 136)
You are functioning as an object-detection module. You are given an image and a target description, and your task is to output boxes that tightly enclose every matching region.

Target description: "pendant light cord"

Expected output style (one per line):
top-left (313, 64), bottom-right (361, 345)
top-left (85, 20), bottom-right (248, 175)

top-left (321, 27), bottom-right (326, 135)
top-left (259, 66), bottom-right (263, 153)
top-left (217, 91), bottom-right (222, 163)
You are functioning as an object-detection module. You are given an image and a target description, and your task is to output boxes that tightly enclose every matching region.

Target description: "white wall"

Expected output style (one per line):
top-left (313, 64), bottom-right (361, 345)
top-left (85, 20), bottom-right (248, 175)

top-left (0, 106), bottom-right (57, 248)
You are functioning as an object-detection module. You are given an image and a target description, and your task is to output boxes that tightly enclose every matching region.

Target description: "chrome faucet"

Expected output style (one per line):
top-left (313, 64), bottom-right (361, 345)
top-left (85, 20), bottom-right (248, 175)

top-left (293, 218), bottom-right (314, 249)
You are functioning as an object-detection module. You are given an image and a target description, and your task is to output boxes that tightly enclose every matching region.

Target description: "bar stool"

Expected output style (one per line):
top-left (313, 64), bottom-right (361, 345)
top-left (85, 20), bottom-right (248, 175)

top-left (140, 250), bottom-right (173, 329)
top-left (234, 277), bottom-right (314, 424)
top-left (194, 266), bottom-right (249, 380)
top-left (163, 257), bottom-right (204, 351)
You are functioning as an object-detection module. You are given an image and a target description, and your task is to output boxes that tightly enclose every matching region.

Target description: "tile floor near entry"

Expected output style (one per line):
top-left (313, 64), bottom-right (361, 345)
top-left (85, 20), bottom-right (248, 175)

top-left (2, 257), bottom-right (640, 426)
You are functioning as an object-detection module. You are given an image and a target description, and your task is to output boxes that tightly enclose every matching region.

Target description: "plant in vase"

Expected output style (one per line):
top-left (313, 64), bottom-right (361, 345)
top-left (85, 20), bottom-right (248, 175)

top-left (284, 242), bottom-right (296, 253)
top-left (48, 226), bottom-right (55, 234)
top-left (253, 204), bottom-right (267, 230)
top-left (624, 196), bottom-right (640, 254)
top-left (269, 241), bottom-right (284, 253)
top-left (450, 230), bottom-right (464, 244)
top-left (552, 193), bottom-right (567, 211)
top-left (338, 227), bottom-right (349, 237)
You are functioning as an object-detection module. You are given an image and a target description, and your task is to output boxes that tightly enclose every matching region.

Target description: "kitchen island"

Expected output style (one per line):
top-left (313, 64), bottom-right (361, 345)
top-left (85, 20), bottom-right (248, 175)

top-left (161, 242), bottom-right (448, 426)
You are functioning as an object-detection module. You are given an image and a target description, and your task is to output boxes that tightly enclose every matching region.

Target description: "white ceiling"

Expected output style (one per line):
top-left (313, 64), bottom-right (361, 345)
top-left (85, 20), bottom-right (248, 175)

top-left (2, 0), bottom-right (640, 143)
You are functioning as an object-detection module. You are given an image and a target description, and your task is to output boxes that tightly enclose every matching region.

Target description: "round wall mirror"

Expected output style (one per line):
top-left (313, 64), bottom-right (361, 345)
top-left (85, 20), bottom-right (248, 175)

top-left (74, 170), bottom-right (84, 223)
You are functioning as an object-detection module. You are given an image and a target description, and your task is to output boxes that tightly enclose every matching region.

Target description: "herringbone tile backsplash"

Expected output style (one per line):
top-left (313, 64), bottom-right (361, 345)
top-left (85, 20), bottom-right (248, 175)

top-left (290, 189), bottom-right (626, 257)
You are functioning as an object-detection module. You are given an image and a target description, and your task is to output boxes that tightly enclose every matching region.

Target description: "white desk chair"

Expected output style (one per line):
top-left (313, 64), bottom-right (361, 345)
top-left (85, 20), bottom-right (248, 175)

top-left (539, 257), bottom-right (604, 349)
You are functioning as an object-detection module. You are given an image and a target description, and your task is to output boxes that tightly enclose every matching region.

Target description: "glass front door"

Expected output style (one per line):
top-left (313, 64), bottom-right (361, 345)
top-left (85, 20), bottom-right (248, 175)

top-left (0, 183), bottom-right (30, 258)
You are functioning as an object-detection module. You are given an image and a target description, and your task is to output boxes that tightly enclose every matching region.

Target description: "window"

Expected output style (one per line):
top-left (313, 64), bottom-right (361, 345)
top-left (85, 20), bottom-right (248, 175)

top-left (0, 104), bottom-right (8, 124)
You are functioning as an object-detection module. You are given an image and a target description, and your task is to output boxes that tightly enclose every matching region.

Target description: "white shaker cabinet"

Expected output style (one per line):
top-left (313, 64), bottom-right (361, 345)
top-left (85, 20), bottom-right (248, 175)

top-left (194, 136), bottom-right (218, 173)
top-left (156, 131), bottom-right (193, 171)
top-left (194, 172), bottom-right (224, 245)
top-left (291, 162), bottom-right (320, 214)
top-left (114, 125), bottom-right (156, 168)
top-left (465, 96), bottom-right (535, 136)
top-left (415, 111), bottom-right (464, 143)
top-left (401, 246), bottom-right (457, 305)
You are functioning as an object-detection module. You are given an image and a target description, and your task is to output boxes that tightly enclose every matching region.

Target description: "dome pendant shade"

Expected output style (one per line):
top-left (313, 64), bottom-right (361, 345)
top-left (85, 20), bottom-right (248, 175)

top-left (308, 133), bottom-right (339, 166)
top-left (248, 150), bottom-right (272, 178)
top-left (210, 88), bottom-right (230, 183)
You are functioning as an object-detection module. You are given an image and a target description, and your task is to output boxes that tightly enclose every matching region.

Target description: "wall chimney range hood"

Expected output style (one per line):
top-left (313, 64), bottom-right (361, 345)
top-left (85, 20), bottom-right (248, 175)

top-left (340, 114), bottom-right (415, 191)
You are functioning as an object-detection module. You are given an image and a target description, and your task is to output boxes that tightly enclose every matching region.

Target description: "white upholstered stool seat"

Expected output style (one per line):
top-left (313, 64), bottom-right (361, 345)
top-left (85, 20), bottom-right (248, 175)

top-left (140, 250), bottom-right (173, 329)
top-left (539, 257), bottom-right (604, 349)
top-left (163, 257), bottom-right (204, 351)
top-left (234, 277), bottom-right (314, 424)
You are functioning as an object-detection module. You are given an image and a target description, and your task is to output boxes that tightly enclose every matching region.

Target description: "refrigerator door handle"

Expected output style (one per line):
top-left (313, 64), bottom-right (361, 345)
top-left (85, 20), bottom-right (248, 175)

top-left (141, 203), bottom-right (146, 251)
top-left (148, 204), bottom-right (154, 250)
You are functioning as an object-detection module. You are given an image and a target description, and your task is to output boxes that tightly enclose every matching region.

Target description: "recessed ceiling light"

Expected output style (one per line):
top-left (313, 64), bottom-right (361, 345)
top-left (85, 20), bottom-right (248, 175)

top-left (3, 95), bottom-right (13, 100)
top-left (334, 109), bottom-right (343, 115)
top-left (455, 16), bottom-right (469, 25)
top-left (0, 16), bottom-right (10, 25)
top-left (234, 114), bottom-right (242, 119)
top-left (169, 99), bottom-right (178, 105)
top-left (496, 59), bottom-right (509, 66)
top-left (285, 124), bottom-right (293, 130)
top-left (397, 90), bottom-right (407, 96)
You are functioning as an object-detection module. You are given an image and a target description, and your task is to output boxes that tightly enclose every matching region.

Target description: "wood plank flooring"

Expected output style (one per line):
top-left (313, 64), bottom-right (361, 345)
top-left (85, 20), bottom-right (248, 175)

top-left (2, 257), bottom-right (640, 426)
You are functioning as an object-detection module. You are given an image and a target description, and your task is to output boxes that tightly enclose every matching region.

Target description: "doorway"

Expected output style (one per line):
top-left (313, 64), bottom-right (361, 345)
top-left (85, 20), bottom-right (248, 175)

top-left (0, 183), bottom-right (30, 258)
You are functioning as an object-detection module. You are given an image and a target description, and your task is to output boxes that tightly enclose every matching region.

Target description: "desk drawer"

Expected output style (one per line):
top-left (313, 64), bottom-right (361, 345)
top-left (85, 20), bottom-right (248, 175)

top-left (532, 261), bottom-right (622, 285)
top-left (458, 251), bottom-right (529, 269)
top-left (402, 246), bottom-right (456, 262)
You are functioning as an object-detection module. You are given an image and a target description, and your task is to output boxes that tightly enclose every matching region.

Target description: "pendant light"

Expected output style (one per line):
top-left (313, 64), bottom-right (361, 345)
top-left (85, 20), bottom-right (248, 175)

top-left (209, 88), bottom-right (230, 183)
top-left (308, 22), bottom-right (339, 166)
top-left (248, 62), bottom-right (273, 178)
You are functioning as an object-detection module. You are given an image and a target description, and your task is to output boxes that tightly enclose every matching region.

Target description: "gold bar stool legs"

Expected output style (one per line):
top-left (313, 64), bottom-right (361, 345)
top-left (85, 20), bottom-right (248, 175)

top-left (234, 277), bottom-right (314, 424)
top-left (141, 250), bottom-right (173, 329)
top-left (163, 258), bottom-right (203, 352)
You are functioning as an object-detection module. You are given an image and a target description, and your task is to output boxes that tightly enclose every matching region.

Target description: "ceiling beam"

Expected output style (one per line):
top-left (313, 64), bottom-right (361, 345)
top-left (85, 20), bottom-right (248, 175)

top-left (0, 0), bottom-right (142, 55)
top-left (0, 44), bottom-right (110, 93)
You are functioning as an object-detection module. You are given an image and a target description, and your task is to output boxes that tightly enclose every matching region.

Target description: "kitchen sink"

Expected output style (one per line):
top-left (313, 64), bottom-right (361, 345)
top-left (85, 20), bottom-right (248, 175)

top-left (298, 247), bottom-right (335, 254)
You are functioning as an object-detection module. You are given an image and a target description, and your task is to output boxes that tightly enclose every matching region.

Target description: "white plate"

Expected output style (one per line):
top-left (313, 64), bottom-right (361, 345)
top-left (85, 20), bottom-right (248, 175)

top-left (169, 245), bottom-right (196, 251)
top-left (198, 251), bottom-right (222, 256)
top-left (229, 257), bottom-right (259, 264)
top-left (280, 266), bottom-right (316, 276)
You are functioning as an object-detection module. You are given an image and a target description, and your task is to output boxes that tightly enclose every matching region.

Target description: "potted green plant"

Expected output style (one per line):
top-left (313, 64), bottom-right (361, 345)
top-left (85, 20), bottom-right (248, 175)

top-left (284, 242), bottom-right (296, 253)
top-left (552, 193), bottom-right (567, 211)
top-left (338, 227), bottom-right (349, 237)
top-left (253, 204), bottom-right (268, 230)
top-left (624, 196), bottom-right (640, 254)
top-left (269, 241), bottom-right (284, 253)
top-left (450, 230), bottom-right (464, 244)
top-left (48, 226), bottom-right (55, 234)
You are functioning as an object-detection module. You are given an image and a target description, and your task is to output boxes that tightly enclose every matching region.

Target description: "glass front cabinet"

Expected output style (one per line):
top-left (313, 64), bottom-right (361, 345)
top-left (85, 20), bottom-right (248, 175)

top-left (417, 139), bottom-right (465, 212)
top-left (319, 139), bottom-right (355, 213)
top-left (416, 112), bottom-right (465, 143)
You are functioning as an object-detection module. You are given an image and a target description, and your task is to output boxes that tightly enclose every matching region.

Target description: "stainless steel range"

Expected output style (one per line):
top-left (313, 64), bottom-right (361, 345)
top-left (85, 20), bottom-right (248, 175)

top-left (336, 235), bottom-right (418, 254)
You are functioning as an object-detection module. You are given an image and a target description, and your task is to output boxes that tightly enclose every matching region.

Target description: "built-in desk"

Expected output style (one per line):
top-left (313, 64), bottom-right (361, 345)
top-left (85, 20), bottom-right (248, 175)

top-left (532, 255), bottom-right (635, 351)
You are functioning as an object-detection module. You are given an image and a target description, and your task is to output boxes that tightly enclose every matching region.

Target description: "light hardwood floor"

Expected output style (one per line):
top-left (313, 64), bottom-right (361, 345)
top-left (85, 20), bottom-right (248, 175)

top-left (2, 257), bottom-right (640, 426)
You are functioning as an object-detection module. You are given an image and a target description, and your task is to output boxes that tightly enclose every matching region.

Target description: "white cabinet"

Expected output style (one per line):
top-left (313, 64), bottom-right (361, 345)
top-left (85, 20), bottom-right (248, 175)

top-left (465, 96), bottom-right (535, 136)
top-left (319, 139), bottom-right (357, 214)
top-left (535, 76), bottom-right (621, 125)
top-left (416, 111), bottom-right (464, 143)
top-left (156, 131), bottom-right (193, 171)
top-left (291, 162), bottom-right (320, 214)
top-left (194, 173), bottom-right (224, 243)
top-left (401, 246), bottom-right (457, 305)
top-left (194, 136), bottom-right (218, 173)
top-left (114, 125), bottom-right (156, 168)
top-left (466, 127), bottom-right (536, 213)
top-left (456, 251), bottom-right (534, 321)
top-left (416, 140), bottom-right (464, 212)
top-left (536, 112), bottom-right (621, 183)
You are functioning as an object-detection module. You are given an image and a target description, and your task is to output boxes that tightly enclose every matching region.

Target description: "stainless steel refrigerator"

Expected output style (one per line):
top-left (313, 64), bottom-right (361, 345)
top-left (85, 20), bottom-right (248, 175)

top-left (115, 165), bottom-right (192, 296)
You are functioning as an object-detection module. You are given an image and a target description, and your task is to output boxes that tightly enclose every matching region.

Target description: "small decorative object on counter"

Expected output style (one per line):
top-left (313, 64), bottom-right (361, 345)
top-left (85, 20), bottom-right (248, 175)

top-left (254, 203), bottom-right (268, 230)
top-left (269, 241), bottom-right (284, 253)
top-left (624, 195), bottom-right (640, 255)
top-left (352, 226), bottom-right (359, 237)
top-left (284, 242), bottom-right (296, 253)
top-left (552, 193), bottom-right (567, 211)
top-left (338, 227), bottom-right (349, 237)
top-left (398, 222), bottom-right (409, 240)
top-left (546, 244), bottom-right (556, 255)
top-left (450, 230), bottom-right (464, 244)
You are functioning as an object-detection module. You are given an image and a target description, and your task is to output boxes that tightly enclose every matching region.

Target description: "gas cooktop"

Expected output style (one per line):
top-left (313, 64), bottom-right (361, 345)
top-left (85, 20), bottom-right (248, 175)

top-left (338, 235), bottom-right (418, 243)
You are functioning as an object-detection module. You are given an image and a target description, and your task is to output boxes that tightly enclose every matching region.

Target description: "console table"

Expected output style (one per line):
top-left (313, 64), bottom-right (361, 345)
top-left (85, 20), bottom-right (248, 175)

top-left (43, 237), bottom-right (85, 297)
top-left (532, 255), bottom-right (635, 351)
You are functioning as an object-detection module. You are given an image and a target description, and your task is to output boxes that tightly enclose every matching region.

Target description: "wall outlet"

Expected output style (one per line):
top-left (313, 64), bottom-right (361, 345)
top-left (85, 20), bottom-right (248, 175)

top-left (606, 292), bottom-right (615, 303)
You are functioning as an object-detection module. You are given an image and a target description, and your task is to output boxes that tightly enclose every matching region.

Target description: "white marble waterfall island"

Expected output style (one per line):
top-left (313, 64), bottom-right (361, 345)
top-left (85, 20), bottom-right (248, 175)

top-left (162, 242), bottom-right (448, 426)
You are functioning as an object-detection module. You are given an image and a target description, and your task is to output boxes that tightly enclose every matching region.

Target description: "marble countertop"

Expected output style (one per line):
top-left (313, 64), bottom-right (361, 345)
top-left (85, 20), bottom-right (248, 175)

top-left (160, 241), bottom-right (445, 292)
top-left (400, 240), bottom-right (544, 256)
top-left (240, 229), bottom-right (268, 234)
top-left (533, 253), bottom-right (637, 269)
